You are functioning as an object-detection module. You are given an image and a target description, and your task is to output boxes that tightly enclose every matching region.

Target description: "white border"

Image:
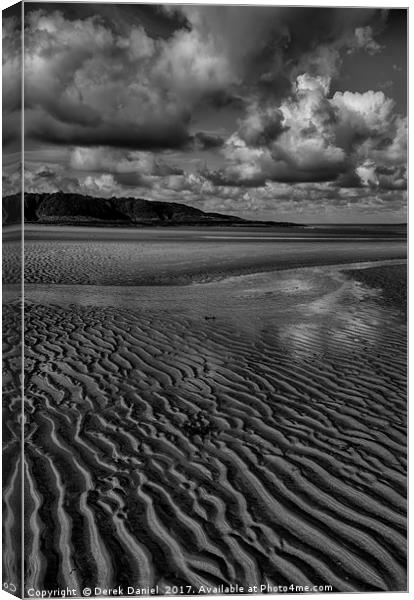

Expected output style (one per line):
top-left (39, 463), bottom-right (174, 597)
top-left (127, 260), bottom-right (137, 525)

top-left (0, 2), bottom-right (410, 600)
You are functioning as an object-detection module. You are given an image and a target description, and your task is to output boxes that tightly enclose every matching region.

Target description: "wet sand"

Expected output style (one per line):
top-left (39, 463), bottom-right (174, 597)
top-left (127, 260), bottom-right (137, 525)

top-left (8, 226), bottom-right (408, 285)
top-left (2, 230), bottom-right (407, 594)
top-left (2, 227), bottom-right (22, 595)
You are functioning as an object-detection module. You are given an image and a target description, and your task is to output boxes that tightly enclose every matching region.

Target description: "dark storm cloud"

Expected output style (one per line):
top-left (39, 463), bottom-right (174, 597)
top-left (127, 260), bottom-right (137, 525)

top-left (18, 4), bottom-right (406, 220)
top-left (25, 2), bottom-right (186, 38)
top-left (113, 172), bottom-right (151, 188)
top-left (193, 132), bottom-right (225, 150)
top-left (23, 6), bottom-right (234, 150)
top-left (205, 169), bottom-right (267, 189)
top-left (26, 110), bottom-right (191, 150)
top-left (36, 167), bottom-right (56, 179)
top-left (175, 6), bottom-right (386, 90)
top-left (22, 5), bottom-right (393, 152)
top-left (336, 171), bottom-right (364, 189)
top-left (2, 7), bottom-right (21, 154)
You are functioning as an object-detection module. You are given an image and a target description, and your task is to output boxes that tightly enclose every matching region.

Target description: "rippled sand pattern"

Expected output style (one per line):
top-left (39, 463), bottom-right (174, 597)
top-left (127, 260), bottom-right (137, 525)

top-left (23, 278), bottom-right (406, 593)
top-left (3, 241), bottom-right (22, 285)
top-left (21, 239), bottom-right (406, 286)
top-left (3, 302), bottom-right (22, 595)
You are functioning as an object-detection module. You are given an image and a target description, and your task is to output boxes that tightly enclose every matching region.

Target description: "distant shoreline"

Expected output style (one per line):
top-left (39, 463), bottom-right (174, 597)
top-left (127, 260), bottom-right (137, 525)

top-left (21, 220), bottom-right (300, 228)
top-left (3, 222), bottom-right (407, 231)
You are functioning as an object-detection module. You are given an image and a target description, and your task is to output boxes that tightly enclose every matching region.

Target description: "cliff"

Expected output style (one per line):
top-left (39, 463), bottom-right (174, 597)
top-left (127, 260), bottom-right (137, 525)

top-left (2, 193), bottom-right (296, 227)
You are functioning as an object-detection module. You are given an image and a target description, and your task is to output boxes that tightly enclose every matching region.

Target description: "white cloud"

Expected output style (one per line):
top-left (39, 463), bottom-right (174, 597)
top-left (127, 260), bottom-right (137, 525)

top-left (207, 75), bottom-right (405, 190)
top-left (356, 160), bottom-right (378, 187)
top-left (332, 90), bottom-right (395, 138)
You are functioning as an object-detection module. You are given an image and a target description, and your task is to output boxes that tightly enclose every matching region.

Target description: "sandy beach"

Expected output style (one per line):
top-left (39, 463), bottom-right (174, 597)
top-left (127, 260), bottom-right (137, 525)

top-left (3, 228), bottom-right (407, 594)
top-left (3, 3), bottom-right (407, 596)
top-left (16, 225), bottom-right (406, 286)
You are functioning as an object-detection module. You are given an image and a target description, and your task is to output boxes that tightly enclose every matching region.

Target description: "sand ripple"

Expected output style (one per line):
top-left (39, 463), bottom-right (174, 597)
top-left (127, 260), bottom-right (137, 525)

top-left (3, 302), bottom-right (22, 596)
top-left (22, 288), bottom-right (406, 592)
top-left (19, 239), bottom-right (406, 286)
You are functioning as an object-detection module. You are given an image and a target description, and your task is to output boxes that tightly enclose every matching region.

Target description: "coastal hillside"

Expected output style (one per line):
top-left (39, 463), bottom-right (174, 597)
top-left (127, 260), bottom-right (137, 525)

top-left (2, 193), bottom-right (295, 227)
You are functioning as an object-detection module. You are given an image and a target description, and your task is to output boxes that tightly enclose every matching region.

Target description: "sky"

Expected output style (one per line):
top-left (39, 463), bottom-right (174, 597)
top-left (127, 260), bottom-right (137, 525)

top-left (2, 3), bottom-right (408, 223)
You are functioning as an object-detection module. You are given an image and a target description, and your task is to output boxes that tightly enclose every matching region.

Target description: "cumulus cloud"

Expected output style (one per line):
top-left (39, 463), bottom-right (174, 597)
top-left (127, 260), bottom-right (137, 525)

top-left (67, 146), bottom-right (187, 190)
top-left (238, 101), bottom-right (286, 147)
top-left (356, 160), bottom-right (378, 187)
top-left (23, 8), bottom-right (239, 149)
top-left (205, 74), bottom-right (406, 191)
top-left (22, 6), bottom-right (390, 150)
top-left (332, 89), bottom-right (395, 143)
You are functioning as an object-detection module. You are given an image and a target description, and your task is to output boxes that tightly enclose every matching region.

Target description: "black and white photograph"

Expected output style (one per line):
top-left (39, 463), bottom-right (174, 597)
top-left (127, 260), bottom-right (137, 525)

top-left (2, 2), bottom-right (408, 597)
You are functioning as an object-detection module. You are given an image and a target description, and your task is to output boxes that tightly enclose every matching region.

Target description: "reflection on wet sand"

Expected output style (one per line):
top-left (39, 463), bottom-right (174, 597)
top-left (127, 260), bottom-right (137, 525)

top-left (16, 257), bottom-right (407, 593)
